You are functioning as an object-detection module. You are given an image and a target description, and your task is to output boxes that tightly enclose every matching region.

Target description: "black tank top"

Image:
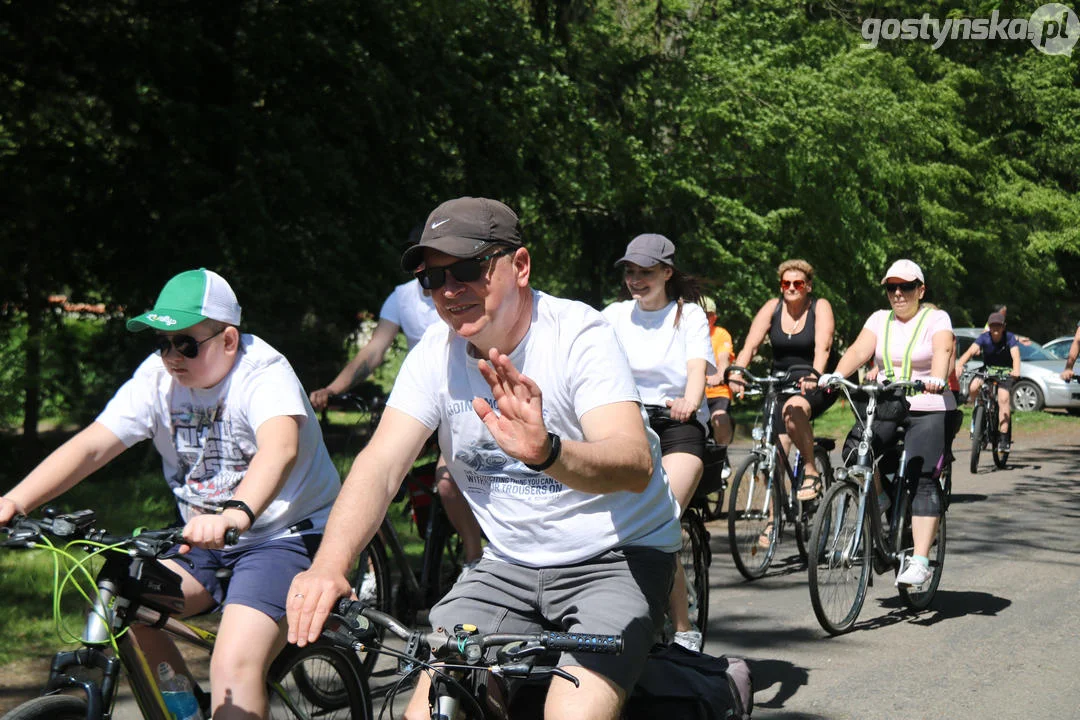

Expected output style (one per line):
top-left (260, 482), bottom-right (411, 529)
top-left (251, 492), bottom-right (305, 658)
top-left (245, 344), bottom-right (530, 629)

top-left (769, 297), bottom-right (817, 373)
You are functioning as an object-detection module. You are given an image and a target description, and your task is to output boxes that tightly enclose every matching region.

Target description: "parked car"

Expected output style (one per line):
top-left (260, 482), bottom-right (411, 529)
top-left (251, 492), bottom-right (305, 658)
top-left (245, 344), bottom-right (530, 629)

top-left (1042, 335), bottom-right (1074, 360)
top-left (953, 328), bottom-right (1080, 412)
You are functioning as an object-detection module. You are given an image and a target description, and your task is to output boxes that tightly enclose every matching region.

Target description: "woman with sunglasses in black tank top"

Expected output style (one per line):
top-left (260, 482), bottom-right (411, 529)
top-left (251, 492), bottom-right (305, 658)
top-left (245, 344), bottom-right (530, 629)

top-left (730, 259), bottom-right (837, 511)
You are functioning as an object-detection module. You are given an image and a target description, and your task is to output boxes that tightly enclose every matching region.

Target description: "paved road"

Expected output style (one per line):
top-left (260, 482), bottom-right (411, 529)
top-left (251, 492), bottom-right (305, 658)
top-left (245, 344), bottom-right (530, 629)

top-left (3, 427), bottom-right (1078, 719)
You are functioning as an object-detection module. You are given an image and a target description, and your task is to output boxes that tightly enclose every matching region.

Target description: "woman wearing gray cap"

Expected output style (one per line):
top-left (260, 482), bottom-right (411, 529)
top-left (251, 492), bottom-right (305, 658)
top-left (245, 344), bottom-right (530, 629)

top-left (602, 233), bottom-right (716, 653)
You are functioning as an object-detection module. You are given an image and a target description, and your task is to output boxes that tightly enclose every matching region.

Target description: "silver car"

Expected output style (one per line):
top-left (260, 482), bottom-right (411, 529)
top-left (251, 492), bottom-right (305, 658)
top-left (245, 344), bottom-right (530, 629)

top-left (954, 328), bottom-right (1080, 413)
top-left (1042, 335), bottom-right (1074, 360)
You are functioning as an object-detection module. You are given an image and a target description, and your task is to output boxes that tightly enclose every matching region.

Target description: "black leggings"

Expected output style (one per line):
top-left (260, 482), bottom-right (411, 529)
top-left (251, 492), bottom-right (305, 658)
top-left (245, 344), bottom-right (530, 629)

top-left (842, 411), bottom-right (949, 518)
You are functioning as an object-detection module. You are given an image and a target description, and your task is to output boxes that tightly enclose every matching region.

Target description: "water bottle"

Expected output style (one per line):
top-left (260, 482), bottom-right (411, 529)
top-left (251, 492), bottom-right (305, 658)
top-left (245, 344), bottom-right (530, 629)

top-left (157, 662), bottom-right (204, 720)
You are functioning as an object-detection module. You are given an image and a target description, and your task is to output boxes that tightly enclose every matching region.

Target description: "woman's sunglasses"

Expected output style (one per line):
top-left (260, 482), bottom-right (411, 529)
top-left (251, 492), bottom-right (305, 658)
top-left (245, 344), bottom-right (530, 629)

top-left (154, 328), bottom-right (226, 359)
top-left (415, 249), bottom-right (513, 291)
top-left (780, 279), bottom-right (806, 290)
top-left (885, 280), bottom-right (921, 294)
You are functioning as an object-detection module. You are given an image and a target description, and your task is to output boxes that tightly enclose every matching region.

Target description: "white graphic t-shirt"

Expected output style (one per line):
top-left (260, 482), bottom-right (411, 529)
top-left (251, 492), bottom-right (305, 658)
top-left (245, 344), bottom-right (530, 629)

top-left (602, 299), bottom-right (718, 426)
top-left (97, 335), bottom-right (340, 546)
top-left (380, 280), bottom-right (442, 349)
top-left (388, 291), bottom-right (682, 567)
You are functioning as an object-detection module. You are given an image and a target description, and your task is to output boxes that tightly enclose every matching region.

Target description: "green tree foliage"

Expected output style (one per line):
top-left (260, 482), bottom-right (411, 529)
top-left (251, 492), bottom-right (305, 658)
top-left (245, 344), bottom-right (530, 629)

top-left (1, 0), bottom-right (1078, 439)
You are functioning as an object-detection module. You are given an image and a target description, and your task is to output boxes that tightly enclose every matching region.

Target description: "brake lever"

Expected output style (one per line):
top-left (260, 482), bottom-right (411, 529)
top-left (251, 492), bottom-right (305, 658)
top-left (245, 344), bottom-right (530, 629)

top-left (496, 664), bottom-right (581, 687)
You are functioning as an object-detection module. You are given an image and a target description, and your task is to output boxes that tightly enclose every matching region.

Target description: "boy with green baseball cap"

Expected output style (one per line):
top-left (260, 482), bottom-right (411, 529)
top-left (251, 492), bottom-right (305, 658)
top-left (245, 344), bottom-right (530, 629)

top-left (1, 268), bottom-right (340, 718)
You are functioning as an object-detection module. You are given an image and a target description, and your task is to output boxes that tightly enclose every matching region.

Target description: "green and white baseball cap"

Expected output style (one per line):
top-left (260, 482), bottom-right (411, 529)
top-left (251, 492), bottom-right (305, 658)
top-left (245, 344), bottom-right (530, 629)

top-left (126, 268), bottom-right (242, 332)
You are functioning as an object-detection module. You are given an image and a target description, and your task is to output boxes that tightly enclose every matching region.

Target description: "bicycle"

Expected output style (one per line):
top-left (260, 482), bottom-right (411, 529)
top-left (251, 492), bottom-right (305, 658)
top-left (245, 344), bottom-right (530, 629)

top-left (964, 366), bottom-right (1013, 472)
top-left (0, 509), bottom-right (371, 720)
top-left (642, 405), bottom-right (712, 646)
top-left (724, 365), bottom-right (835, 580)
top-left (325, 392), bottom-right (465, 672)
top-left (807, 377), bottom-right (950, 635)
top-left (693, 437), bottom-right (731, 522)
top-left (321, 598), bottom-right (623, 720)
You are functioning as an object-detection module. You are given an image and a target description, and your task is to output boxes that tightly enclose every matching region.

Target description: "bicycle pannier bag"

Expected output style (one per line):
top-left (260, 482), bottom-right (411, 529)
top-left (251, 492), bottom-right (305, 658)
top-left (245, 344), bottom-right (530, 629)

top-left (627, 643), bottom-right (753, 719)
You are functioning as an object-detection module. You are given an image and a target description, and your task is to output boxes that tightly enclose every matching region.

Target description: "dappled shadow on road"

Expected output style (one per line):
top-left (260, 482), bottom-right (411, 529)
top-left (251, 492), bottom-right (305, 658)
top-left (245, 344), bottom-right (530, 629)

top-left (947, 492), bottom-right (989, 505)
top-left (841, 589), bottom-right (1011, 633)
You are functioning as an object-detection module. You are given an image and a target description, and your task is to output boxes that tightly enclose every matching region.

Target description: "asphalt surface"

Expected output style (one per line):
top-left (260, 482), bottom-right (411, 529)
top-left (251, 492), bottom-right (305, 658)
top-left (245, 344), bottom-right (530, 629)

top-left (3, 427), bottom-right (1078, 719)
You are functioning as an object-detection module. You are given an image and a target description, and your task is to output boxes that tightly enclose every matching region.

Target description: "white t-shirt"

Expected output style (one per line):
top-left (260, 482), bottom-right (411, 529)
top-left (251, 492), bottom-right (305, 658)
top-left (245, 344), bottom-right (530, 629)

top-left (864, 308), bottom-right (957, 412)
top-left (380, 280), bottom-right (442, 349)
top-left (387, 290), bottom-right (682, 567)
top-left (601, 300), bottom-right (718, 426)
top-left (97, 335), bottom-right (340, 546)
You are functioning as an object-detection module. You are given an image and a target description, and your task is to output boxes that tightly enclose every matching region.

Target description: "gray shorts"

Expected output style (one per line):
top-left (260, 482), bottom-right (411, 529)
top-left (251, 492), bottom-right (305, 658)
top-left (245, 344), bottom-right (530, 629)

top-left (429, 547), bottom-right (674, 693)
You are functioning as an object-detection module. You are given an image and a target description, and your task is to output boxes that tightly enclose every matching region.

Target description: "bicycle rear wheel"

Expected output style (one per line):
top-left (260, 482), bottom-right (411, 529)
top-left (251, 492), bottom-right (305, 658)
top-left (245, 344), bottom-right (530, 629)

top-left (727, 453), bottom-right (777, 580)
top-left (808, 481), bottom-right (871, 635)
top-left (0, 696), bottom-right (88, 720)
top-left (969, 404), bottom-right (985, 474)
top-left (895, 496), bottom-right (947, 610)
top-left (269, 642), bottom-right (372, 720)
top-left (681, 510), bottom-right (711, 642)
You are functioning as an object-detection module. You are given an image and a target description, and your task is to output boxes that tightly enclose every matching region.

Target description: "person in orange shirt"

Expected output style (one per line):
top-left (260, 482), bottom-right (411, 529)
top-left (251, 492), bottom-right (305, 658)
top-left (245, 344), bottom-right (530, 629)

top-left (703, 297), bottom-right (735, 453)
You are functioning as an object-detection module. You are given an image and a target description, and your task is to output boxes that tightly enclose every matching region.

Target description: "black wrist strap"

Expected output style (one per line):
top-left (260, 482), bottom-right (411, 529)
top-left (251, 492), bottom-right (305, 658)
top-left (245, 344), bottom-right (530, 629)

top-left (525, 432), bottom-right (561, 472)
top-left (221, 500), bottom-right (257, 527)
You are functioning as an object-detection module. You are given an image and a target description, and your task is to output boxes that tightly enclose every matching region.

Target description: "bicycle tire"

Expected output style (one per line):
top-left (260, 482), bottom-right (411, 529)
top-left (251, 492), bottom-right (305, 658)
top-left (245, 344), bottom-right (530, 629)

top-left (0, 695), bottom-right (88, 720)
top-left (347, 533), bottom-right (391, 675)
top-left (268, 641), bottom-right (372, 720)
top-left (421, 505), bottom-right (465, 609)
top-left (727, 453), bottom-right (777, 580)
top-left (990, 401), bottom-right (1009, 469)
top-left (969, 403), bottom-right (986, 474)
top-left (895, 494), bottom-right (947, 611)
top-left (681, 510), bottom-right (711, 641)
top-left (808, 480), bottom-right (871, 635)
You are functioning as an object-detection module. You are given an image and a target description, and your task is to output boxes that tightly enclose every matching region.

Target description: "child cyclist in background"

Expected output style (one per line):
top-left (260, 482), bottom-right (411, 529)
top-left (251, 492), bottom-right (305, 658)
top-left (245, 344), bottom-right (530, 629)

top-left (0, 268), bottom-right (340, 720)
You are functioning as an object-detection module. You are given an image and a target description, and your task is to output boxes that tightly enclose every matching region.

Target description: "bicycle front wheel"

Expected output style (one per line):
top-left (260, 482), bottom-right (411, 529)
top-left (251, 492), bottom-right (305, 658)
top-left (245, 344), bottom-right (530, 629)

top-left (808, 481), bottom-right (871, 635)
top-left (727, 453), bottom-right (777, 580)
top-left (348, 533), bottom-right (391, 674)
top-left (0, 696), bottom-right (88, 720)
top-left (268, 642), bottom-right (372, 720)
top-left (895, 496), bottom-right (947, 611)
top-left (969, 403), bottom-right (985, 474)
top-left (681, 510), bottom-right (711, 642)
top-left (990, 403), bottom-right (1009, 468)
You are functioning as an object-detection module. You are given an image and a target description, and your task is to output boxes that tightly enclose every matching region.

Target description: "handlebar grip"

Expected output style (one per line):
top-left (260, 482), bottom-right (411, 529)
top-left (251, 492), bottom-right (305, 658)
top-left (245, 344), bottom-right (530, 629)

top-left (224, 528), bottom-right (239, 546)
top-left (541, 631), bottom-right (623, 654)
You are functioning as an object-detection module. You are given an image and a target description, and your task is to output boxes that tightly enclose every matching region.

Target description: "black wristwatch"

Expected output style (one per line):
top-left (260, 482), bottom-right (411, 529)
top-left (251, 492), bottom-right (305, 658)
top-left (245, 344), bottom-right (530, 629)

top-left (221, 499), bottom-right (257, 527)
top-left (525, 432), bottom-right (562, 472)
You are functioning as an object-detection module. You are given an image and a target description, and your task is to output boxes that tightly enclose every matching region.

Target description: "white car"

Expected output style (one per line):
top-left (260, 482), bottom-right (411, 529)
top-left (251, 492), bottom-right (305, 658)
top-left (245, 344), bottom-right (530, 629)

top-left (954, 328), bottom-right (1080, 413)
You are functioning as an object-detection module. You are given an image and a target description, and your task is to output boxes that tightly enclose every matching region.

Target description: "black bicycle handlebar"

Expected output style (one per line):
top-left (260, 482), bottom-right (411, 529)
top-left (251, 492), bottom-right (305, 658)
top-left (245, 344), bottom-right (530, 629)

top-left (725, 364), bottom-right (818, 389)
top-left (331, 598), bottom-right (623, 661)
top-left (1, 510), bottom-right (239, 552)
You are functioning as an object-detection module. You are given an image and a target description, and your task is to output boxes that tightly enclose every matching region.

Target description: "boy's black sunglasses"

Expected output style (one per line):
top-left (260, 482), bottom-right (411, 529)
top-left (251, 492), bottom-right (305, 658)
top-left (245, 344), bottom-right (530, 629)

top-left (885, 280), bottom-right (921, 294)
top-left (154, 328), bottom-right (226, 359)
top-left (415, 248), bottom-right (514, 291)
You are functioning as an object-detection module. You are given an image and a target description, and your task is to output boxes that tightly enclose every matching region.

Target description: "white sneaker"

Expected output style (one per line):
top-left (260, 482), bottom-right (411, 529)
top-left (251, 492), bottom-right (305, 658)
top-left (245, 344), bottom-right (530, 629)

top-left (673, 630), bottom-right (702, 653)
top-left (456, 559), bottom-right (481, 583)
top-left (895, 558), bottom-right (932, 587)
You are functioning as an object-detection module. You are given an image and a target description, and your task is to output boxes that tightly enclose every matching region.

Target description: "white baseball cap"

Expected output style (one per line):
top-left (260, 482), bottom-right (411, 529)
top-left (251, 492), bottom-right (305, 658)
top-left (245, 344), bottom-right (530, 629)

top-left (880, 259), bottom-right (925, 285)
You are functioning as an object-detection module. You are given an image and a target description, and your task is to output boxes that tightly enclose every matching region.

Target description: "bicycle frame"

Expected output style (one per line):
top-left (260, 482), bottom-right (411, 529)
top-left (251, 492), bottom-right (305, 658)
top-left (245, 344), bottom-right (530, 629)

top-left (741, 381), bottom-right (806, 530)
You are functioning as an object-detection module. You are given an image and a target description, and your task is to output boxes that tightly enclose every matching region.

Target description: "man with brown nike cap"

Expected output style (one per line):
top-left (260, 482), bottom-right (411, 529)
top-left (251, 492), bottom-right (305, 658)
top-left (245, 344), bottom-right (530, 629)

top-left (287, 197), bottom-right (681, 720)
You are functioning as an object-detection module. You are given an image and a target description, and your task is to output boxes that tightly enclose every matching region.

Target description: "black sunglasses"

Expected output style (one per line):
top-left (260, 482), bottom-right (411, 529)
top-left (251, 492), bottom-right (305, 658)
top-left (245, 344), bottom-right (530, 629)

top-left (885, 280), bottom-right (921, 294)
top-left (415, 249), bottom-right (513, 291)
top-left (154, 328), bottom-right (226, 359)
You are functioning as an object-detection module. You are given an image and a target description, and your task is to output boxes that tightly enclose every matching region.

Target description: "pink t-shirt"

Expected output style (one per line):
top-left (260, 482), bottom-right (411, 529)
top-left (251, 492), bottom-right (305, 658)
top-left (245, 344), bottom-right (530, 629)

top-left (864, 308), bottom-right (956, 412)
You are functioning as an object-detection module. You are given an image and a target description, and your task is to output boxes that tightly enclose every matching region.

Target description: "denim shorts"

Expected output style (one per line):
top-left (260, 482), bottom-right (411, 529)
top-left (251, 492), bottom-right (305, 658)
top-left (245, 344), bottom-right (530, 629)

top-left (173, 534), bottom-right (322, 622)
top-left (429, 547), bottom-right (674, 693)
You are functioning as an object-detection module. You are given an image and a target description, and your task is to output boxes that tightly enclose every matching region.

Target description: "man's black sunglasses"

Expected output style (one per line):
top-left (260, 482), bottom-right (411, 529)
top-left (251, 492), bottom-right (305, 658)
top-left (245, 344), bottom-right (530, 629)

top-left (885, 280), bottom-right (921, 294)
top-left (154, 328), bottom-right (226, 359)
top-left (415, 249), bottom-right (514, 291)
